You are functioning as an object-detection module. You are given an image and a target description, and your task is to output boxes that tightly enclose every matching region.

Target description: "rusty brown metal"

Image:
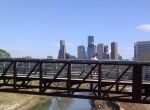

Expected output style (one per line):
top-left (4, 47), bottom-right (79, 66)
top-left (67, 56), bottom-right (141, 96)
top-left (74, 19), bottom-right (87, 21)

top-left (98, 63), bottom-right (102, 98)
top-left (75, 64), bottom-right (98, 91)
top-left (67, 62), bottom-right (71, 95)
top-left (0, 58), bottom-right (149, 104)
top-left (39, 62), bottom-right (43, 93)
top-left (13, 62), bottom-right (16, 90)
top-left (132, 64), bottom-right (142, 102)
top-left (2, 62), bottom-right (13, 76)
top-left (107, 65), bottom-right (132, 91)
top-left (43, 63), bottom-right (67, 92)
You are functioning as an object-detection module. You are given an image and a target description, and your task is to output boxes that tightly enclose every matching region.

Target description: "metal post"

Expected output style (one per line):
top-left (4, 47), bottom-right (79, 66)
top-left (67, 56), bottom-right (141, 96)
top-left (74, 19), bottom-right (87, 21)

top-left (132, 64), bottom-right (142, 102)
top-left (67, 62), bottom-right (71, 95)
top-left (13, 62), bottom-right (17, 90)
top-left (116, 65), bottom-right (119, 91)
top-left (90, 83), bottom-right (93, 90)
top-left (98, 63), bottom-right (102, 97)
top-left (39, 62), bottom-right (43, 93)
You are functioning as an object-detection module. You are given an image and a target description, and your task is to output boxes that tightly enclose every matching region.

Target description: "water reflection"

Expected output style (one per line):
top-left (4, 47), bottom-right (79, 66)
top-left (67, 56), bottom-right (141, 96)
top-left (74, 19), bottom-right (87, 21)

top-left (90, 100), bottom-right (96, 110)
top-left (49, 97), bottom-right (92, 110)
top-left (49, 97), bottom-right (58, 110)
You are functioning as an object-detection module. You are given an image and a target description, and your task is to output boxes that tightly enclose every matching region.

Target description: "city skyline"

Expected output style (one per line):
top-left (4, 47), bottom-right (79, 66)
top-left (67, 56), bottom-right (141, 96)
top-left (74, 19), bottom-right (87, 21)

top-left (0, 0), bottom-right (150, 59)
top-left (60, 37), bottom-right (121, 60)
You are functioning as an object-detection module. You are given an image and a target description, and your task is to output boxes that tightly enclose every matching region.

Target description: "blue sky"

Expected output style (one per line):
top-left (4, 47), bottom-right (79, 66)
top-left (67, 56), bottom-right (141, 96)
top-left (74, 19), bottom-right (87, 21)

top-left (0, 0), bottom-right (150, 59)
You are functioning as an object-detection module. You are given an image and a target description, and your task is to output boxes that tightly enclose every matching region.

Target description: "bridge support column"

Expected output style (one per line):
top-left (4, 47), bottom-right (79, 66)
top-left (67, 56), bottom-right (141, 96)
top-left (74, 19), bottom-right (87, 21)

top-left (39, 62), bottom-right (43, 93)
top-left (90, 83), bottom-right (93, 90)
top-left (13, 62), bottom-right (16, 90)
top-left (98, 64), bottom-right (102, 98)
top-left (132, 64), bottom-right (142, 102)
top-left (116, 65), bottom-right (120, 92)
top-left (67, 62), bottom-right (71, 95)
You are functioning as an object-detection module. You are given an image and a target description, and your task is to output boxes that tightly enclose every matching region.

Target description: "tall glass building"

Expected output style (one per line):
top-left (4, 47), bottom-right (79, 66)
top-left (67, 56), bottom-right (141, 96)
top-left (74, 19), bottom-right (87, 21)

top-left (88, 36), bottom-right (94, 45)
top-left (134, 41), bottom-right (150, 61)
top-left (58, 40), bottom-right (66, 59)
top-left (97, 43), bottom-right (104, 60)
top-left (78, 45), bottom-right (85, 59)
top-left (103, 45), bottom-right (110, 59)
top-left (134, 41), bottom-right (150, 80)
top-left (111, 42), bottom-right (118, 60)
top-left (87, 36), bottom-right (96, 59)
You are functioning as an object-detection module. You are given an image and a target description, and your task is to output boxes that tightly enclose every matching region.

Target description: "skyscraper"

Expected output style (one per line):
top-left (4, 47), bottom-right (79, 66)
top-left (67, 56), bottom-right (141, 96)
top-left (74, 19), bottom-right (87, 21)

top-left (111, 42), bottom-right (118, 60)
top-left (78, 45), bottom-right (85, 59)
top-left (103, 45), bottom-right (110, 59)
top-left (97, 44), bottom-right (104, 60)
top-left (87, 36), bottom-right (96, 59)
top-left (88, 36), bottom-right (94, 45)
top-left (58, 40), bottom-right (66, 59)
top-left (134, 41), bottom-right (150, 80)
top-left (134, 41), bottom-right (150, 61)
top-left (104, 45), bottom-right (109, 53)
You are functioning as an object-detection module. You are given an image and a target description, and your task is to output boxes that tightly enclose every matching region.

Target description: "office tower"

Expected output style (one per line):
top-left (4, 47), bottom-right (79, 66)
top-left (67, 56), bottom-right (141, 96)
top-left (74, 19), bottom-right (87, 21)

top-left (103, 45), bottom-right (110, 59)
top-left (78, 45), bottom-right (85, 59)
top-left (134, 41), bottom-right (150, 61)
top-left (87, 36), bottom-right (96, 59)
top-left (58, 40), bottom-right (66, 59)
top-left (97, 44), bottom-right (104, 60)
top-left (88, 36), bottom-right (94, 45)
top-left (111, 42), bottom-right (118, 60)
top-left (134, 43), bottom-right (137, 60)
top-left (134, 41), bottom-right (150, 80)
top-left (104, 45), bottom-right (109, 53)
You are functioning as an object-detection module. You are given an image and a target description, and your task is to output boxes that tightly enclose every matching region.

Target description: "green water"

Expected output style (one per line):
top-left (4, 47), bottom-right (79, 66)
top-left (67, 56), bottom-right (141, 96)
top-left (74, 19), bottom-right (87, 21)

top-left (28, 99), bottom-right (51, 110)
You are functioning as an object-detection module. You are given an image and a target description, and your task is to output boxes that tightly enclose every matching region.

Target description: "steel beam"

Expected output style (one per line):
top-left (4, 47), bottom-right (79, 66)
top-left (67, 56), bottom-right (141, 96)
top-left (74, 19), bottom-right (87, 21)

top-left (132, 64), bottom-right (142, 102)
top-left (13, 62), bottom-right (17, 90)
top-left (67, 62), bottom-right (71, 95)
top-left (39, 62), bottom-right (43, 93)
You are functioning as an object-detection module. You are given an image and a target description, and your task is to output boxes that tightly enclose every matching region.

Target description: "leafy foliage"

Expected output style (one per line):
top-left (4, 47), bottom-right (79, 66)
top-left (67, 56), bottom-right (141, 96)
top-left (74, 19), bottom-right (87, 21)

top-left (0, 49), bottom-right (11, 58)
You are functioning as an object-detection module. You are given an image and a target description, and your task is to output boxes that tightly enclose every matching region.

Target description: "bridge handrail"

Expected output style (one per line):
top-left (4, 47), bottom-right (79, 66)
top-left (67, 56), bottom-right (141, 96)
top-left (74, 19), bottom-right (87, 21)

top-left (0, 58), bottom-right (150, 65)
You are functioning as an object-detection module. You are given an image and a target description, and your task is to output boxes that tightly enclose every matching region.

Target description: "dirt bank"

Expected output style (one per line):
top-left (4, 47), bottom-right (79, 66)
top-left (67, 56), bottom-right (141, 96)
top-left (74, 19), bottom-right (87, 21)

top-left (94, 100), bottom-right (150, 110)
top-left (94, 100), bottom-right (119, 110)
top-left (0, 92), bottom-right (51, 110)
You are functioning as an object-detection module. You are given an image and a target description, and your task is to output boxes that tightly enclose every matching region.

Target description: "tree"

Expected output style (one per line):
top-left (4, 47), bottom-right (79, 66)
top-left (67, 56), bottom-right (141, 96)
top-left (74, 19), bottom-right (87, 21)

top-left (0, 49), bottom-right (11, 58)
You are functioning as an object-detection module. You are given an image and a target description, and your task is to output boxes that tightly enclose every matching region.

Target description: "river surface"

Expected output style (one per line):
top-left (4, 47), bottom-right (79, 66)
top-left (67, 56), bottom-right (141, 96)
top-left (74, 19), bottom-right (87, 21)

top-left (48, 97), bottom-right (93, 110)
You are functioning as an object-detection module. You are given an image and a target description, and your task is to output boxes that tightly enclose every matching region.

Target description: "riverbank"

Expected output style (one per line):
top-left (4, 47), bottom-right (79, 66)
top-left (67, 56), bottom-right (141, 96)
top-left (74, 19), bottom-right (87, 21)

top-left (0, 92), bottom-right (51, 110)
top-left (94, 100), bottom-right (119, 110)
top-left (94, 100), bottom-right (150, 110)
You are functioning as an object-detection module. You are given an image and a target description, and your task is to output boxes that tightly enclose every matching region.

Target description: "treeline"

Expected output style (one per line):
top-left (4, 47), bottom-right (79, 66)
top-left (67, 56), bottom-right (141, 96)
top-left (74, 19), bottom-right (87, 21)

top-left (0, 49), bottom-right (11, 58)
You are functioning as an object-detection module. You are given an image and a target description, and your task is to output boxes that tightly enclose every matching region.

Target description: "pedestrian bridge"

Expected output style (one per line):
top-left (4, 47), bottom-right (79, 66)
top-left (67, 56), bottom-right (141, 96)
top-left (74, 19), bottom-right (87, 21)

top-left (0, 58), bottom-right (150, 104)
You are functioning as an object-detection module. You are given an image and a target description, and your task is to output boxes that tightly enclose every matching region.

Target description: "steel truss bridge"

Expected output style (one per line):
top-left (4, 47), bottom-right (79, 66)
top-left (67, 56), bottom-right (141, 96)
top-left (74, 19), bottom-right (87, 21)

top-left (0, 58), bottom-right (150, 104)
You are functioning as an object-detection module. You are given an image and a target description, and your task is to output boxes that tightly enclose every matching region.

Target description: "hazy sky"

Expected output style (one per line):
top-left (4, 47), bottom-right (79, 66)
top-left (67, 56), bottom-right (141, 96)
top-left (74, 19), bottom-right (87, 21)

top-left (0, 0), bottom-right (150, 59)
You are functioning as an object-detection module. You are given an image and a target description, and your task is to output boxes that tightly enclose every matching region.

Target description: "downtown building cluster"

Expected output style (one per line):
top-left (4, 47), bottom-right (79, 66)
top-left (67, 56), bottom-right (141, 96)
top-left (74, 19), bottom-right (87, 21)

top-left (58, 36), bottom-right (121, 60)
top-left (77, 36), bottom-right (121, 60)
